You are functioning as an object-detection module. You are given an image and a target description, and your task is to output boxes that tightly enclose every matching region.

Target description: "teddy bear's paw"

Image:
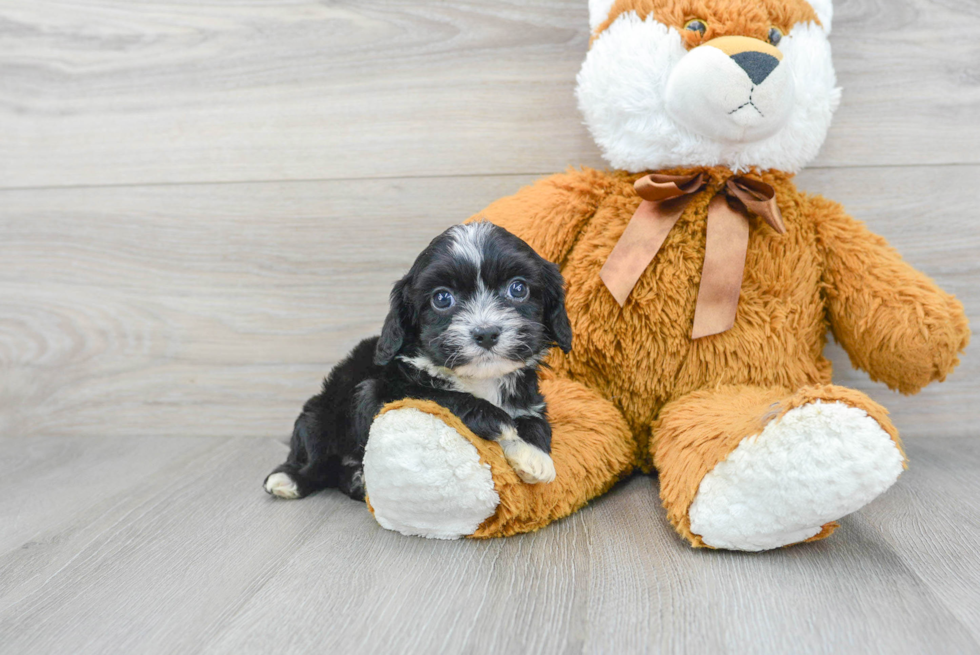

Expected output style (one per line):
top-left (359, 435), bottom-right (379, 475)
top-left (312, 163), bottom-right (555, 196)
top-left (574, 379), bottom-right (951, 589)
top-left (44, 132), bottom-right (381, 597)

top-left (363, 407), bottom-right (500, 539)
top-left (688, 400), bottom-right (905, 551)
top-left (499, 427), bottom-right (556, 484)
top-left (264, 472), bottom-right (300, 499)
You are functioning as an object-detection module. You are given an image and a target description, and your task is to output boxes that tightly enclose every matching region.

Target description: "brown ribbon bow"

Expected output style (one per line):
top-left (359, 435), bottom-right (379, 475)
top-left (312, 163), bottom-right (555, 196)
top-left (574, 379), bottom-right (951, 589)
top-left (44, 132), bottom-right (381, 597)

top-left (599, 172), bottom-right (786, 339)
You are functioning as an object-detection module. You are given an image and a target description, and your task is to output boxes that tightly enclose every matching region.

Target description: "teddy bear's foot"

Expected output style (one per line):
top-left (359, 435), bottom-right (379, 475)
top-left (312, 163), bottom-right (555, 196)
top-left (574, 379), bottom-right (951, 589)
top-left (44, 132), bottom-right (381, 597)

top-left (363, 405), bottom-right (500, 539)
top-left (363, 379), bottom-right (636, 539)
top-left (653, 384), bottom-right (908, 551)
top-left (687, 400), bottom-right (905, 551)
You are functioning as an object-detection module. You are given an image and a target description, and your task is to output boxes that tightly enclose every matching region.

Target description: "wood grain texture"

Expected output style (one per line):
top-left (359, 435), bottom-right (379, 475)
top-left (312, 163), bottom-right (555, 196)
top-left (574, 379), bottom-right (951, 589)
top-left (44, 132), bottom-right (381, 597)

top-left (0, 175), bottom-right (536, 439)
top-left (1, 0), bottom-right (978, 189)
top-left (1, 167), bottom-right (975, 440)
top-left (857, 437), bottom-right (980, 644)
top-left (1, 2), bottom-right (977, 652)
top-left (0, 436), bottom-right (977, 654)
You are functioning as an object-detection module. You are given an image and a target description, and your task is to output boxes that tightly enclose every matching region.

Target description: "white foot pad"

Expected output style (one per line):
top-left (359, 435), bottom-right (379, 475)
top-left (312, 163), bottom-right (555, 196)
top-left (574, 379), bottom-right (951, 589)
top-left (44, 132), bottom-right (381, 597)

top-left (264, 472), bottom-right (300, 499)
top-left (499, 426), bottom-right (556, 484)
top-left (363, 408), bottom-right (500, 539)
top-left (688, 401), bottom-right (904, 551)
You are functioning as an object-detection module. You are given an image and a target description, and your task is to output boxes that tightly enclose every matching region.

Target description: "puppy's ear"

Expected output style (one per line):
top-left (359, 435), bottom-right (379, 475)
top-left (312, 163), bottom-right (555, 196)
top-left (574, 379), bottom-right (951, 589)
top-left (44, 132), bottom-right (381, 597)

top-left (375, 273), bottom-right (414, 366)
top-left (541, 261), bottom-right (573, 354)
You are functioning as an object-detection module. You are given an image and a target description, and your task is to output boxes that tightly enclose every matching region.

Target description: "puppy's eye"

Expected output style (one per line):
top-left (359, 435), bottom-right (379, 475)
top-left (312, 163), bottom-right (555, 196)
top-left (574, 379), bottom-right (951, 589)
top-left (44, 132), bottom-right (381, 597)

top-left (506, 279), bottom-right (529, 301)
top-left (768, 26), bottom-right (783, 46)
top-left (431, 288), bottom-right (455, 311)
top-left (684, 19), bottom-right (707, 36)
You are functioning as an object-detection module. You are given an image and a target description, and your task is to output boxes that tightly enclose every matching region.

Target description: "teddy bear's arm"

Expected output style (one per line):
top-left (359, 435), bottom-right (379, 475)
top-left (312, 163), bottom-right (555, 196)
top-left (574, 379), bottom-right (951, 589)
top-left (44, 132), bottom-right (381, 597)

top-left (810, 194), bottom-right (969, 394)
top-left (468, 168), bottom-right (610, 265)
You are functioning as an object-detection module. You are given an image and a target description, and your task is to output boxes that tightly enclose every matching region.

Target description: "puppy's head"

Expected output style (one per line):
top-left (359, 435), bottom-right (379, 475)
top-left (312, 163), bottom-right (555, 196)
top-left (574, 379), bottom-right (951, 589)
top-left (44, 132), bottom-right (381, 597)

top-left (374, 221), bottom-right (572, 378)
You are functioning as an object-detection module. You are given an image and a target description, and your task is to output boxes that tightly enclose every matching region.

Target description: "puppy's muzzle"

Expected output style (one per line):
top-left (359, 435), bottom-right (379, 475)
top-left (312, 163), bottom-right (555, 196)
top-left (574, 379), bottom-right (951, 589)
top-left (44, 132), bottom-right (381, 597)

top-left (471, 326), bottom-right (501, 350)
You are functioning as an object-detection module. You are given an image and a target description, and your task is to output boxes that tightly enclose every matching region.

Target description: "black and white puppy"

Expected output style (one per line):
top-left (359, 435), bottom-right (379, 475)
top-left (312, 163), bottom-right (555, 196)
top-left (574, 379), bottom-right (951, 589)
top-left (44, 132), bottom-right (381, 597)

top-left (264, 221), bottom-right (572, 502)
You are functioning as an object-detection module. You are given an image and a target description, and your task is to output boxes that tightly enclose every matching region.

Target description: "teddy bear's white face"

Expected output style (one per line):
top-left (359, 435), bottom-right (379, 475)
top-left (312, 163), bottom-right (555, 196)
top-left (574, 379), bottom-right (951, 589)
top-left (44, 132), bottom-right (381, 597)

top-left (577, 0), bottom-right (839, 173)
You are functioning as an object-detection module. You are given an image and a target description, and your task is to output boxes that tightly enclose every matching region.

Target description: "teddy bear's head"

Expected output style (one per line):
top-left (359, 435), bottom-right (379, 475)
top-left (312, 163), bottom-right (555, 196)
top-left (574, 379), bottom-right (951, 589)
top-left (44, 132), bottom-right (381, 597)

top-left (577, 0), bottom-right (839, 173)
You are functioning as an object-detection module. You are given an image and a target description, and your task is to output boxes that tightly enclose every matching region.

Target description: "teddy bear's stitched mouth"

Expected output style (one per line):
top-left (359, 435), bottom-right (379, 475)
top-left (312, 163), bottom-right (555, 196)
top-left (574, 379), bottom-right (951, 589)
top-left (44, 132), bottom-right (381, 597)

top-left (728, 86), bottom-right (765, 117)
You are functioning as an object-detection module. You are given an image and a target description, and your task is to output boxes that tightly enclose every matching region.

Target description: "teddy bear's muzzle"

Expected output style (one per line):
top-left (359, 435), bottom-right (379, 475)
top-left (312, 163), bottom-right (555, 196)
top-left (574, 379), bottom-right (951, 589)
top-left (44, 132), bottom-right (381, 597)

top-left (665, 35), bottom-right (795, 144)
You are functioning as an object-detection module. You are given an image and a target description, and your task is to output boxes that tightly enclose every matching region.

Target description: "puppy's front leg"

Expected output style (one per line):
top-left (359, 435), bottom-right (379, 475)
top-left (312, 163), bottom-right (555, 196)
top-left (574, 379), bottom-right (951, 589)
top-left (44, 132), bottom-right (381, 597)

top-left (499, 416), bottom-right (556, 485)
top-left (423, 390), bottom-right (514, 441)
top-left (424, 391), bottom-right (556, 484)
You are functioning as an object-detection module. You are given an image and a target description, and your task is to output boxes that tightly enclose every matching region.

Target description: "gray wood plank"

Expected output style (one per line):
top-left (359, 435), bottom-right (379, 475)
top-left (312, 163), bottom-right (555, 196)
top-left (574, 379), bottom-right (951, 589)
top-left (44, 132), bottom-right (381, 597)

top-left (858, 437), bottom-right (980, 643)
top-left (0, 435), bottom-right (220, 554)
top-left (0, 436), bottom-right (352, 654)
top-left (1, 0), bottom-right (978, 189)
top-left (0, 437), bottom-right (976, 655)
top-left (573, 466), bottom-right (979, 655)
top-left (0, 175), bottom-right (538, 439)
top-left (1, 167), bottom-right (975, 440)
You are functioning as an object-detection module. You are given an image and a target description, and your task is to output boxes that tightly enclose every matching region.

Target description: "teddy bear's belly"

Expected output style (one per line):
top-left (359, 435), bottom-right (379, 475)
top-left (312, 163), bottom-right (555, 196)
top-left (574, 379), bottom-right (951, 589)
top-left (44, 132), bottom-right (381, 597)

top-left (551, 199), bottom-right (832, 435)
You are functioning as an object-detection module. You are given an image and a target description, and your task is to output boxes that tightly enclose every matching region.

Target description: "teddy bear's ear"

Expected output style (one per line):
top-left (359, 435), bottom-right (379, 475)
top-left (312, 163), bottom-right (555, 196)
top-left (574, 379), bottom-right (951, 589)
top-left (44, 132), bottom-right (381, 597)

top-left (806, 0), bottom-right (833, 33)
top-left (588, 0), bottom-right (617, 33)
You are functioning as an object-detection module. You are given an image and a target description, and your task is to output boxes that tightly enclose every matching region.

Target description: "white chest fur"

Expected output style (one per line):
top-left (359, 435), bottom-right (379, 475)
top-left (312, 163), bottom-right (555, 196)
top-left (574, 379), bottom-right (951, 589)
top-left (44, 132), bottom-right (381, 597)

top-left (452, 375), bottom-right (505, 408)
top-left (399, 354), bottom-right (521, 414)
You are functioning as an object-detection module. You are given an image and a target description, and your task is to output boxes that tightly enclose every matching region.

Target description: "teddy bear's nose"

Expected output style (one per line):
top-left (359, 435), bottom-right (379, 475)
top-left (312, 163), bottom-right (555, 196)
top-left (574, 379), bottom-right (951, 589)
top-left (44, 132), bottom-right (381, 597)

top-left (730, 51), bottom-right (780, 85)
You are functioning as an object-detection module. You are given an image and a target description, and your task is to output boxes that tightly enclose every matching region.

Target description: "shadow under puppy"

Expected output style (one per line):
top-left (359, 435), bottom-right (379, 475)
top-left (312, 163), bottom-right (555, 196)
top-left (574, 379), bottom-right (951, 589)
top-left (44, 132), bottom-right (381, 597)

top-left (264, 221), bottom-right (573, 501)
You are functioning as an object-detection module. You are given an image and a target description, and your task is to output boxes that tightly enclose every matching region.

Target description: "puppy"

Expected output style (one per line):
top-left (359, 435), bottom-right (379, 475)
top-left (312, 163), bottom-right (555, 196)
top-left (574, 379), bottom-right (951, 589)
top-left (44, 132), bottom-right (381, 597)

top-left (264, 221), bottom-right (573, 501)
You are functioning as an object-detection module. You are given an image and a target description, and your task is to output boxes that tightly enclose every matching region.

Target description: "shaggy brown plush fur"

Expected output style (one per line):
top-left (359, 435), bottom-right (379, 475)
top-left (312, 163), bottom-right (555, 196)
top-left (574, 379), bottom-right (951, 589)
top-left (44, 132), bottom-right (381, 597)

top-left (424, 166), bottom-right (970, 545)
top-left (594, 0), bottom-right (820, 43)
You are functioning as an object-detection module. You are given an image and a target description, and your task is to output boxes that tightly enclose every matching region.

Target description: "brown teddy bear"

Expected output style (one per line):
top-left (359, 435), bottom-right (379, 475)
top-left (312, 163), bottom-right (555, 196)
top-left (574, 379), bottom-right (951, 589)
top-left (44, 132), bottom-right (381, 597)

top-left (360, 0), bottom-right (969, 550)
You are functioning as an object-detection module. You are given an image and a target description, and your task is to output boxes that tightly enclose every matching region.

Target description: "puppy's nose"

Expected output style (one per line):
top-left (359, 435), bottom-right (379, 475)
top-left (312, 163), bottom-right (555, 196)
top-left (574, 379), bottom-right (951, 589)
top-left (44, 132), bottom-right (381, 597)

top-left (471, 327), bottom-right (501, 350)
top-left (730, 51), bottom-right (780, 85)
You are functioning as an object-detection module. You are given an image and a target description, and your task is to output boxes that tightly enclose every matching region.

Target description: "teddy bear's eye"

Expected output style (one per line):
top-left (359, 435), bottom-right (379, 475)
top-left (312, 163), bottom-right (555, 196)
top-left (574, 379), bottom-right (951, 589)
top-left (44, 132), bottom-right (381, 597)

top-left (768, 26), bottom-right (783, 46)
top-left (684, 19), bottom-right (707, 36)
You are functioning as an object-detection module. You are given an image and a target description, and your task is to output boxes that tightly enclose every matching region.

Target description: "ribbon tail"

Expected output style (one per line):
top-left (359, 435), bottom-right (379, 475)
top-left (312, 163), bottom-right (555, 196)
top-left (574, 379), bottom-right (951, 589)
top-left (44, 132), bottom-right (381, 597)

top-left (726, 178), bottom-right (786, 235)
top-left (691, 195), bottom-right (751, 339)
top-left (600, 199), bottom-right (686, 306)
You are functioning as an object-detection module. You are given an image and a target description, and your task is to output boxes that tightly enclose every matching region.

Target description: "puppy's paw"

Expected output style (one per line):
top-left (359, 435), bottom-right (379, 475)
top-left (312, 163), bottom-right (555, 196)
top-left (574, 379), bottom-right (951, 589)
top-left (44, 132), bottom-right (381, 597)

top-left (264, 472), bottom-right (300, 499)
top-left (498, 426), bottom-right (556, 484)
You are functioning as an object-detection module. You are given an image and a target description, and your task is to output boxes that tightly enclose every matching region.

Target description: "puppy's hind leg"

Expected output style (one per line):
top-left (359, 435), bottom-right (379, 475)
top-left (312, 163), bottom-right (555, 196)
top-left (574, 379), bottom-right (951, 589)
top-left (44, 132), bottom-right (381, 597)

top-left (264, 459), bottom-right (340, 499)
top-left (336, 458), bottom-right (366, 502)
top-left (264, 410), bottom-right (337, 499)
top-left (264, 464), bottom-right (304, 499)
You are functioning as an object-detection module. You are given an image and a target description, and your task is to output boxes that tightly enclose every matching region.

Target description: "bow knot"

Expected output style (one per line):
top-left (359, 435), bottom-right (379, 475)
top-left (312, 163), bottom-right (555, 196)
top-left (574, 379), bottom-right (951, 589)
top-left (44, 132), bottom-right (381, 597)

top-left (599, 172), bottom-right (785, 339)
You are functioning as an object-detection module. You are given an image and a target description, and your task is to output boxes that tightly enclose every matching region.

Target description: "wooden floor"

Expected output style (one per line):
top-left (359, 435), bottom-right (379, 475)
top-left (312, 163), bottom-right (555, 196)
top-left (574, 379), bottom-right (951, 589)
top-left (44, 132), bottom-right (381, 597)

top-left (2, 0), bottom-right (979, 652)
top-left (0, 437), bottom-right (978, 654)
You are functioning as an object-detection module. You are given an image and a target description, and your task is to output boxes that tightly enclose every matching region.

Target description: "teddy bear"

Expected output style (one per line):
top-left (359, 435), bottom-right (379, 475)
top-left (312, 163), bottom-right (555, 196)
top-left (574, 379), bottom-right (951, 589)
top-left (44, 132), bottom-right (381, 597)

top-left (360, 0), bottom-right (970, 550)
